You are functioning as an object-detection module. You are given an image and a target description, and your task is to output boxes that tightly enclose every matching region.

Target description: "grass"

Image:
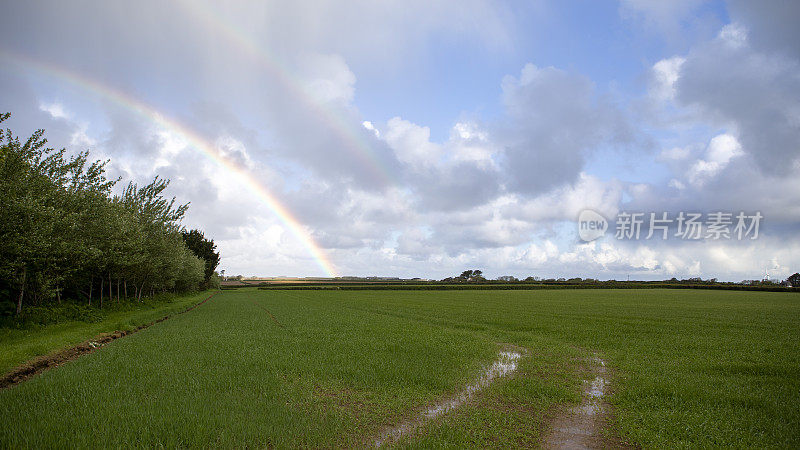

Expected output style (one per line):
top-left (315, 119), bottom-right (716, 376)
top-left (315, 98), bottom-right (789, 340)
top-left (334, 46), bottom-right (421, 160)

top-left (0, 288), bottom-right (798, 447)
top-left (0, 291), bottom-right (212, 375)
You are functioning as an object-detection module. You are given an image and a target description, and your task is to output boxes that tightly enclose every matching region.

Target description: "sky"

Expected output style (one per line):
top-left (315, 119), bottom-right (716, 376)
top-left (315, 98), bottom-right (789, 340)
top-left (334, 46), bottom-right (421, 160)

top-left (1, 0), bottom-right (798, 281)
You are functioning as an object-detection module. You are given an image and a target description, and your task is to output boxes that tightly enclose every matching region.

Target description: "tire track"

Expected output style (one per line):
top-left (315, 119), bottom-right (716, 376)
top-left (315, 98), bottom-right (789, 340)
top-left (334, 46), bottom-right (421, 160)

top-left (248, 297), bottom-right (285, 328)
top-left (542, 354), bottom-right (634, 449)
top-left (374, 348), bottom-right (524, 447)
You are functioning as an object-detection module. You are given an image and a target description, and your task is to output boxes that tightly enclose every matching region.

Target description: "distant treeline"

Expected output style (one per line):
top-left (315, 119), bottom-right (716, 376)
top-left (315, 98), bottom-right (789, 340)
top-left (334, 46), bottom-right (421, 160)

top-left (243, 281), bottom-right (800, 293)
top-left (222, 270), bottom-right (800, 293)
top-left (0, 113), bottom-right (219, 318)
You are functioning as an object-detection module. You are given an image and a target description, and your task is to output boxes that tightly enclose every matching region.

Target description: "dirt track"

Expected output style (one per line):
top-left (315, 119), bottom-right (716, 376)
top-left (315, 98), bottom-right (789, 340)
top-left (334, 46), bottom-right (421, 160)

top-left (542, 354), bottom-right (636, 449)
top-left (374, 346), bottom-right (525, 447)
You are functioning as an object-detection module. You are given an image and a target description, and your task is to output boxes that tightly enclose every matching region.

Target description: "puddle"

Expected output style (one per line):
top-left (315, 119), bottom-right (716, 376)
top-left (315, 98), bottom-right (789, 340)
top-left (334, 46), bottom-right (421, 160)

top-left (543, 355), bottom-right (610, 449)
top-left (588, 376), bottom-right (606, 399)
top-left (375, 350), bottom-right (521, 446)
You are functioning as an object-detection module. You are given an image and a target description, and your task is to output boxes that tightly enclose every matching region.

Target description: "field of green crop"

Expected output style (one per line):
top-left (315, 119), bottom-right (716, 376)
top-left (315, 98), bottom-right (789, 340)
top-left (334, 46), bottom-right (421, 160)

top-left (1, 288), bottom-right (798, 447)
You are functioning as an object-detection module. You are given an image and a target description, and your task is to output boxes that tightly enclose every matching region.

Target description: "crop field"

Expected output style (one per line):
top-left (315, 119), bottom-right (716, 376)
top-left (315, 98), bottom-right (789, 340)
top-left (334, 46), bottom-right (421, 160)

top-left (1, 288), bottom-right (798, 448)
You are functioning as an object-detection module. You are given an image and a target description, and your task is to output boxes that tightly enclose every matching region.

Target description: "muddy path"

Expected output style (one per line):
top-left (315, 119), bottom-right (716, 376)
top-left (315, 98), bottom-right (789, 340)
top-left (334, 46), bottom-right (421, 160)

top-left (374, 347), bottom-right (524, 447)
top-left (0, 290), bottom-right (220, 390)
top-left (542, 354), bottom-right (634, 449)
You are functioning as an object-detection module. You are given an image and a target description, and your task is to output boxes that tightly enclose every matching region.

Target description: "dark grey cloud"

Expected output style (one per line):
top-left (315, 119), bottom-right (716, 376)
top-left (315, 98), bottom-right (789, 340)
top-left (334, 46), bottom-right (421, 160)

top-left (102, 108), bottom-right (167, 162)
top-left (499, 64), bottom-right (637, 195)
top-left (675, 26), bottom-right (800, 174)
top-left (726, 0), bottom-right (800, 59)
top-left (408, 162), bottom-right (501, 212)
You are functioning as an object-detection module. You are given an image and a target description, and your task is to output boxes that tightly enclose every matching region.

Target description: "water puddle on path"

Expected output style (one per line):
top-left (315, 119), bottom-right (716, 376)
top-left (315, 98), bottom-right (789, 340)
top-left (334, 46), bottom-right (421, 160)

top-left (375, 350), bottom-right (522, 447)
top-left (543, 355), bottom-right (610, 449)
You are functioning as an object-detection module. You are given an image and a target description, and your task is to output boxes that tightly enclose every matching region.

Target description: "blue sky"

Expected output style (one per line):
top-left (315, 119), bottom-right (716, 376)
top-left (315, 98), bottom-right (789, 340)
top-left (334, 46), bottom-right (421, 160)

top-left (1, 0), bottom-right (798, 281)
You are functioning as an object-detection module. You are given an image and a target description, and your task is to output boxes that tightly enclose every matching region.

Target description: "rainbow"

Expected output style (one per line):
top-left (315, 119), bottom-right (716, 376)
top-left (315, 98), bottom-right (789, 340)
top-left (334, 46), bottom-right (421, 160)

top-left (0, 51), bottom-right (338, 277)
top-left (175, 0), bottom-right (396, 186)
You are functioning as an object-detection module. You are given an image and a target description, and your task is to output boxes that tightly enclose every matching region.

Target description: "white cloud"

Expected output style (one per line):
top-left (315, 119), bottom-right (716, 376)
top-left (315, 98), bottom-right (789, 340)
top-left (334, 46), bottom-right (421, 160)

top-left (650, 56), bottom-right (685, 101)
top-left (516, 173), bottom-right (623, 223)
top-left (362, 120), bottom-right (379, 137)
top-left (686, 134), bottom-right (743, 186)
top-left (215, 135), bottom-right (255, 169)
top-left (658, 146), bottom-right (690, 161)
top-left (384, 117), bottom-right (443, 168)
top-left (717, 22), bottom-right (747, 48)
top-left (39, 101), bottom-right (71, 120)
top-left (449, 122), bottom-right (498, 168)
top-left (297, 53), bottom-right (356, 105)
top-left (383, 116), bottom-right (501, 211)
top-left (668, 179), bottom-right (686, 190)
top-left (37, 101), bottom-right (98, 149)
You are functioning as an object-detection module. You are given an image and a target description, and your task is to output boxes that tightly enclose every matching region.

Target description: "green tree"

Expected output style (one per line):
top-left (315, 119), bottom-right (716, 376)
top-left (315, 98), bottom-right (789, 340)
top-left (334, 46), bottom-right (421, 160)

top-left (181, 229), bottom-right (221, 287)
top-left (0, 113), bottom-right (210, 316)
top-left (497, 275), bottom-right (519, 282)
top-left (458, 270), bottom-right (484, 282)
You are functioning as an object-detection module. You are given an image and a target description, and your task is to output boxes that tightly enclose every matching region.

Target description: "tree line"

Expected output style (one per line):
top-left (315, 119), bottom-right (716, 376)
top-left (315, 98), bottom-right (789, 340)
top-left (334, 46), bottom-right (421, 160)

top-left (444, 270), bottom-right (800, 287)
top-left (0, 113), bottom-right (219, 316)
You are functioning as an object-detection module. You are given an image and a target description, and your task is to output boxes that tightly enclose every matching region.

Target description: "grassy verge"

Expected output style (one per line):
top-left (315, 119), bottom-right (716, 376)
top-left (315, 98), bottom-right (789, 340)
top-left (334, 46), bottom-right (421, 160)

top-left (0, 290), bottom-right (214, 376)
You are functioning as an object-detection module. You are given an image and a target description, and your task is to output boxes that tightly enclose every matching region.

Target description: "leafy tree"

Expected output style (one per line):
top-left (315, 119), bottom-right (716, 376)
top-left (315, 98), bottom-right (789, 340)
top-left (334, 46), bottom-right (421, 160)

top-left (787, 273), bottom-right (800, 287)
top-left (497, 275), bottom-right (519, 282)
top-left (0, 114), bottom-right (77, 312)
top-left (458, 270), bottom-right (484, 282)
top-left (0, 113), bottom-right (210, 316)
top-left (181, 229), bottom-right (220, 287)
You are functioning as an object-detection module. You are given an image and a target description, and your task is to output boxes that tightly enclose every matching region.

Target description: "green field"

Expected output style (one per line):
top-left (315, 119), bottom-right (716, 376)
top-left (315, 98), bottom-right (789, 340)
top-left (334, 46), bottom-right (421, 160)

top-left (1, 288), bottom-right (798, 447)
